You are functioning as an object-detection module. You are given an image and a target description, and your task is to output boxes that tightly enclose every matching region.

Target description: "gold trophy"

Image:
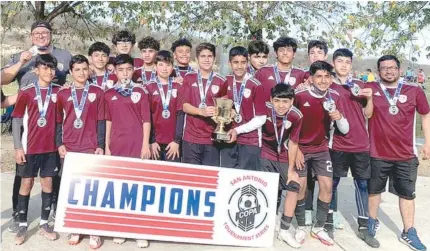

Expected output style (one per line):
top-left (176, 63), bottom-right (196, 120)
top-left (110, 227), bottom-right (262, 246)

top-left (211, 98), bottom-right (233, 142)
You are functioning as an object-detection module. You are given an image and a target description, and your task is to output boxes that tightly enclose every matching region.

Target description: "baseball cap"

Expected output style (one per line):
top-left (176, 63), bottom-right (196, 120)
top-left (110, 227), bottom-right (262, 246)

top-left (31, 21), bottom-right (52, 32)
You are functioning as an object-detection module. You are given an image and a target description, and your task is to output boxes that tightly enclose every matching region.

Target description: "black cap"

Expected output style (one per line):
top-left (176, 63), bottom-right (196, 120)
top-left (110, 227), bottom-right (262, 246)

top-left (31, 21), bottom-right (52, 32)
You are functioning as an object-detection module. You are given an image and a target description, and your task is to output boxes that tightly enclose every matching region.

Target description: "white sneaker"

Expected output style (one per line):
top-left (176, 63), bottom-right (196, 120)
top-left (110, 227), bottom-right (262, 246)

top-left (305, 210), bottom-right (313, 226)
top-left (311, 226), bottom-right (334, 246)
top-left (295, 226), bottom-right (307, 244)
top-left (136, 239), bottom-right (149, 248)
top-left (278, 228), bottom-right (301, 249)
top-left (334, 211), bottom-right (344, 229)
top-left (113, 237), bottom-right (126, 245)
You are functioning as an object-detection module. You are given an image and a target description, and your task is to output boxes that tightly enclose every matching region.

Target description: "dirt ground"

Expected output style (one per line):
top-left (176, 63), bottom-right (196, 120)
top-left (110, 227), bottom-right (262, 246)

top-left (1, 134), bottom-right (429, 176)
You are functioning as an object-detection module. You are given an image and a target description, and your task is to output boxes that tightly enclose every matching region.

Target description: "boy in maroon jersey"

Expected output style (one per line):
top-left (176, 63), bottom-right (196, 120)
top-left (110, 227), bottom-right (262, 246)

top-left (12, 54), bottom-right (60, 245)
top-left (260, 84), bottom-right (303, 248)
top-left (365, 55), bottom-right (429, 251)
top-left (88, 42), bottom-right (117, 90)
top-left (255, 36), bottom-right (306, 99)
top-left (247, 40), bottom-right (269, 75)
top-left (146, 50), bottom-right (184, 162)
top-left (56, 55), bottom-right (105, 249)
top-left (107, 30), bottom-right (143, 71)
top-left (294, 61), bottom-right (349, 246)
top-left (221, 46), bottom-right (266, 170)
top-left (182, 42), bottom-right (227, 166)
top-left (171, 38), bottom-right (193, 82)
top-left (133, 36), bottom-right (160, 85)
top-left (104, 54), bottom-right (151, 248)
top-left (327, 48), bottom-right (377, 245)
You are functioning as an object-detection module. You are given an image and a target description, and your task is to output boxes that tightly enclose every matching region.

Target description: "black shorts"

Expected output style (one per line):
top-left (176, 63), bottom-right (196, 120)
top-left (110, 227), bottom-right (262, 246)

top-left (260, 158), bottom-right (288, 190)
top-left (16, 152), bottom-right (59, 178)
top-left (182, 141), bottom-right (220, 167)
top-left (330, 150), bottom-right (370, 179)
top-left (153, 143), bottom-right (181, 163)
top-left (297, 151), bottom-right (333, 178)
top-left (368, 157), bottom-right (418, 200)
top-left (220, 143), bottom-right (261, 170)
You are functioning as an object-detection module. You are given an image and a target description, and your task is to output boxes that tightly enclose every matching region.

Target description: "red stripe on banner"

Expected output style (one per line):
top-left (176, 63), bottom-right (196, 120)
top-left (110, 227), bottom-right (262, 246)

top-left (65, 208), bottom-right (214, 225)
top-left (73, 172), bottom-right (218, 189)
top-left (63, 221), bottom-right (213, 239)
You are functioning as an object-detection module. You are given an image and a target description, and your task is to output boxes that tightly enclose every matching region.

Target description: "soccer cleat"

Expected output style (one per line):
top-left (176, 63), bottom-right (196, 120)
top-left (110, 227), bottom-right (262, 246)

top-left (39, 224), bottom-right (58, 241)
top-left (14, 226), bottom-right (28, 245)
top-left (8, 213), bottom-right (19, 233)
top-left (136, 239), bottom-right (149, 248)
top-left (278, 228), bottom-right (301, 249)
top-left (399, 227), bottom-right (427, 251)
top-left (324, 222), bottom-right (334, 240)
top-left (305, 210), bottom-right (313, 226)
top-left (358, 228), bottom-right (380, 248)
top-left (113, 237), bottom-right (126, 245)
top-left (334, 211), bottom-right (344, 229)
top-left (311, 226), bottom-right (334, 246)
top-left (68, 234), bottom-right (81, 245)
top-left (295, 226), bottom-right (307, 244)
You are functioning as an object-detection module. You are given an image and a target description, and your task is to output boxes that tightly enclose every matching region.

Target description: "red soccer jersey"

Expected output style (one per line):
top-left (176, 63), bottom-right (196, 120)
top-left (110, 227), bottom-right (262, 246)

top-left (132, 68), bottom-right (157, 85)
top-left (90, 71), bottom-right (118, 91)
top-left (109, 56), bottom-right (144, 70)
top-left (12, 83), bottom-right (60, 154)
top-left (146, 80), bottom-right (184, 144)
top-left (173, 66), bottom-right (193, 78)
top-left (182, 71), bottom-right (228, 144)
top-left (104, 86), bottom-right (151, 158)
top-left (255, 64), bottom-right (306, 100)
top-left (367, 82), bottom-right (430, 161)
top-left (57, 85), bottom-right (105, 153)
top-left (295, 87), bottom-right (343, 154)
top-left (225, 74), bottom-right (266, 146)
top-left (261, 103), bottom-right (303, 163)
top-left (329, 79), bottom-right (369, 152)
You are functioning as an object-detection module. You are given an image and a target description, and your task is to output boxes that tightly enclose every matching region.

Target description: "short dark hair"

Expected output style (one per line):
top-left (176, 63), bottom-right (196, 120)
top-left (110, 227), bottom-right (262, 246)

top-left (171, 38), bottom-right (192, 52)
top-left (35, 54), bottom-right (57, 69)
top-left (112, 30), bottom-right (136, 45)
top-left (248, 40), bottom-right (269, 56)
top-left (310, 61), bottom-right (333, 76)
top-left (333, 48), bottom-right (353, 61)
top-left (88, 42), bottom-right (110, 56)
top-left (196, 42), bottom-right (216, 57)
top-left (229, 46), bottom-right (248, 61)
top-left (138, 36), bottom-right (160, 51)
top-left (367, 69), bottom-right (372, 72)
top-left (114, 54), bottom-right (134, 67)
top-left (69, 55), bottom-right (89, 70)
top-left (155, 50), bottom-right (174, 65)
top-left (307, 40), bottom-right (328, 55)
top-left (273, 36), bottom-right (298, 53)
top-left (271, 83), bottom-right (295, 99)
top-left (377, 55), bottom-right (400, 69)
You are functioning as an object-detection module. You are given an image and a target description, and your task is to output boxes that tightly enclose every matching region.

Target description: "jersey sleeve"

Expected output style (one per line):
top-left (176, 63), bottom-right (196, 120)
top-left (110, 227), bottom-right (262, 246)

top-left (416, 87), bottom-right (430, 115)
top-left (289, 115), bottom-right (302, 144)
top-left (97, 89), bottom-right (105, 121)
top-left (176, 84), bottom-right (185, 111)
top-left (140, 90), bottom-right (151, 123)
top-left (104, 92), bottom-right (112, 121)
top-left (11, 90), bottom-right (28, 118)
top-left (182, 75), bottom-right (192, 104)
top-left (254, 84), bottom-right (266, 116)
top-left (56, 92), bottom-right (64, 123)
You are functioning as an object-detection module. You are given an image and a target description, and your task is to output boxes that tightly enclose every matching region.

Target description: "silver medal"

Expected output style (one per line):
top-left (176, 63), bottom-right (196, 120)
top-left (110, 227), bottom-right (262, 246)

top-left (324, 101), bottom-right (336, 112)
top-left (234, 113), bottom-right (242, 123)
top-left (351, 84), bottom-right (361, 96)
top-left (162, 109), bottom-right (171, 119)
top-left (199, 103), bottom-right (207, 109)
top-left (389, 105), bottom-right (399, 115)
top-left (73, 118), bottom-right (83, 129)
top-left (37, 117), bottom-right (47, 127)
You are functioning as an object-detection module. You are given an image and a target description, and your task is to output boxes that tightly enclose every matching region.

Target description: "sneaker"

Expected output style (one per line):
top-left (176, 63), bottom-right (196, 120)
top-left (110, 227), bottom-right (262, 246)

top-left (278, 228), bottom-right (301, 249)
top-left (334, 211), bottom-right (344, 229)
top-left (358, 227), bottom-right (380, 248)
top-left (324, 222), bottom-right (334, 240)
top-left (14, 226), bottom-right (28, 245)
top-left (68, 234), bottom-right (81, 245)
top-left (311, 226), bottom-right (334, 246)
top-left (8, 213), bottom-right (19, 233)
top-left (113, 237), bottom-right (126, 245)
top-left (51, 209), bottom-right (56, 221)
top-left (136, 239), bottom-right (149, 248)
top-left (375, 218), bottom-right (380, 232)
top-left (368, 217), bottom-right (378, 237)
top-left (295, 226), bottom-right (307, 244)
top-left (305, 210), bottom-right (313, 226)
top-left (89, 235), bottom-right (102, 250)
top-left (39, 223), bottom-right (58, 241)
top-left (399, 227), bottom-right (427, 251)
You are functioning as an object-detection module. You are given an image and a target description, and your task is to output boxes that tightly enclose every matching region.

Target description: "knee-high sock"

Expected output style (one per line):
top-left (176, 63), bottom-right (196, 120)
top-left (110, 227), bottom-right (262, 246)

top-left (41, 192), bottom-right (53, 222)
top-left (354, 178), bottom-right (369, 228)
top-left (329, 177), bottom-right (340, 211)
top-left (305, 172), bottom-right (315, 210)
top-left (315, 199), bottom-right (330, 228)
top-left (295, 199), bottom-right (306, 227)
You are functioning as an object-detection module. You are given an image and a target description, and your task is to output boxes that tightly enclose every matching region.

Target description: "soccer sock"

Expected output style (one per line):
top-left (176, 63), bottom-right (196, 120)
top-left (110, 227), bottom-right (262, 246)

top-left (280, 214), bottom-right (293, 230)
top-left (354, 178), bottom-right (369, 228)
top-left (305, 175), bottom-right (315, 210)
top-left (41, 192), bottom-right (52, 223)
top-left (17, 194), bottom-right (30, 227)
top-left (329, 177), bottom-right (340, 211)
top-left (294, 199), bottom-right (306, 227)
top-left (314, 199), bottom-right (330, 228)
top-left (52, 175), bottom-right (61, 211)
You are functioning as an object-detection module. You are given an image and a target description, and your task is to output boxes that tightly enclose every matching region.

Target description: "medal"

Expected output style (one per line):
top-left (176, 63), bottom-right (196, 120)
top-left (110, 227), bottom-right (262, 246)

top-left (323, 100), bottom-right (336, 112)
top-left (162, 110), bottom-right (171, 119)
top-left (232, 73), bottom-right (250, 124)
top-left (34, 81), bottom-right (52, 129)
top-left (71, 82), bottom-right (90, 129)
top-left (273, 64), bottom-right (292, 85)
top-left (272, 108), bottom-right (289, 154)
top-left (389, 105), bottom-right (399, 115)
top-left (37, 117), bottom-right (47, 127)
top-left (199, 103), bottom-right (207, 109)
top-left (73, 118), bottom-right (83, 129)
top-left (115, 79), bottom-right (134, 97)
top-left (92, 71), bottom-right (109, 90)
top-left (174, 65), bottom-right (192, 78)
top-left (234, 114), bottom-right (242, 123)
top-left (351, 83), bottom-right (361, 96)
top-left (141, 67), bottom-right (156, 84)
top-left (156, 77), bottom-right (173, 119)
top-left (197, 70), bottom-right (214, 109)
top-left (379, 78), bottom-right (404, 116)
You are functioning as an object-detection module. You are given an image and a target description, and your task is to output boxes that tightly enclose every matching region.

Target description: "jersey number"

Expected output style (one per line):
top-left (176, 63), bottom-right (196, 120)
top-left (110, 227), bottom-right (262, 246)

top-left (326, 161), bottom-right (333, 172)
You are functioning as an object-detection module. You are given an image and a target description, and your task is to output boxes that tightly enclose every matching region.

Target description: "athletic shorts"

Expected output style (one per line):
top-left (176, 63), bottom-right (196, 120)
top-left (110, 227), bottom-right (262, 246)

top-left (16, 152), bottom-right (59, 178)
top-left (297, 151), bottom-right (333, 178)
top-left (368, 157), bottom-right (418, 200)
top-left (182, 140), bottom-right (220, 167)
top-left (220, 143), bottom-right (260, 170)
top-left (153, 143), bottom-right (181, 163)
top-left (260, 158), bottom-right (288, 190)
top-left (330, 150), bottom-right (370, 179)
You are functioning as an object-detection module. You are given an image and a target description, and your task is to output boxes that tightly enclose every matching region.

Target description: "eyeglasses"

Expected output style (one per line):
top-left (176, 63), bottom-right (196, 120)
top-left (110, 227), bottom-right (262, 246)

top-left (31, 31), bottom-right (51, 37)
top-left (379, 66), bottom-right (399, 72)
top-left (117, 41), bottom-right (132, 46)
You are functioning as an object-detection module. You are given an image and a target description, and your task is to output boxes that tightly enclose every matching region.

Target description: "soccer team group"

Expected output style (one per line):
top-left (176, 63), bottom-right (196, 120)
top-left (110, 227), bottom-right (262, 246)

top-left (2, 20), bottom-right (429, 251)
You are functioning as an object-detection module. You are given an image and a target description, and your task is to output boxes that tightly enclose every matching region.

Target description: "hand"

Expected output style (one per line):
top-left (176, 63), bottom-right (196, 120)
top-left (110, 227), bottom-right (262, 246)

top-left (20, 51), bottom-right (32, 64)
top-left (166, 141), bottom-right (180, 160)
top-left (106, 64), bottom-right (115, 72)
top-left (227, 129), bottom-right (238, 143)
top-left (151, 143), bottom-right (161, 160)
top-left (287, 170), bottom-right (300, 184)
top-left (141, 144), bottom-right (151, 159)
top-left (199, 106), bottom-right (216, 117)
top-left (328, 110), bottom-right (343, 121)
top-left (295, 149), bottom-right (304, 170)
top-left (105, 148), bottom-right (112, 156)
top-left (230, 109), bottom-right (236, 119)
top-left (58, 145), bottom-right (67, 158)
top-left (421, 144), bottom-right (430, 160)
top-left (15, 149), bottom-right (26, 165)
top-left (359, 88), bottom-right (373, 100)
top-left (94, 148), bottom-right (104, 155)
top-left (173, 76), bottom-right (184, 84)
top-left (60, 82), bottom-right (71, 90)
top-left (88, 65), bottom-right (96, 77)
top-left (295, 78), bottom-right (311, 91)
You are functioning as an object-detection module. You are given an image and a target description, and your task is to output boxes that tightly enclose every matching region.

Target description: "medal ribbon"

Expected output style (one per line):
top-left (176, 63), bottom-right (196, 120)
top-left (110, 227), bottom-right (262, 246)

top-left (197, 70), bottom-right (214, 105)
top-left (272, 108), bottom-right (289, 153)
top-left (141, 67), bottom-right (156, 84)
top-left (115, 80), bottom-right (135, 97)
top-left (92, 71), bottom-right (109, 90)
top-left (174, 65), bottom-right (192, 78)
top-left (156, 77), bottom-right (173, 111)
top-left (71, 81), bottom-right (90, 120)
top-left (34, 81), bottom-right (52, 119)
top-left (248, 64), bottom-right (256, 75)
top-left (379, 78), bottom-right (404, 106)
top-left (273, 64), bottom-right (292, 85)
top-left (233, 73), bottom-right (250, 114)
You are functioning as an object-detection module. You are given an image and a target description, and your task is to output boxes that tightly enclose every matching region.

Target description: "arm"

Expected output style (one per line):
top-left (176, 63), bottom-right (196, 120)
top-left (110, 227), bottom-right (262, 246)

top-left (335, 116), bottom-right (350, 134)
top-left (1, 51), bottom-right (32, 85)
top-left (105, 120), bottom-right (112, 154)
top-left (288, 139), bottom-right (299, 171)
top-left (234, 115), bottom-right (267, 134)
top-left (97, 120), bottom-right (106, 149)
top-left (141, 122), bottom-right (151, 159)
top-left (12, 118), bottom-right (23, 149)
top-left (174, 111), bottom-right (185, 144)
top-left (1, 94), bottom-right (17, 108)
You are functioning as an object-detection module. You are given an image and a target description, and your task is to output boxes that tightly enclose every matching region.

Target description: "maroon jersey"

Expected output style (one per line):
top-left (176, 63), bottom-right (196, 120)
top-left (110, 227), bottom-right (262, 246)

top-left (329, 79), bottom-right (369, 152)
top-left (146, 80), bottom-right (183, 144)
top-left (132, 67), bottom-right (157, 84)
top-left (12, 83), bottom-right (60, 154)
top-left (90, 71), bottom-right (117, 91)
top-left (225, 74), bottom-right (266, 146)
top-left (303, 71), bottom-right (311, 82)
top-left (173, 66), bottom-right (193, 78)
top-left (109, 56), bottom-right (144, 70)
top-left (255, 64), bottom-right (306, 100)
top-left (57, 85), bottom-right (105, 153)
top-left (261, 103), bottom-right (303, 163)
top-left (104, 86), bottom-right (151, 158)
top-left (183, 71), bottom-right (228, 144)
top-left (367, 82), bottom-right (430, 161)
top-left (295, 87), bottom-right (342, 154)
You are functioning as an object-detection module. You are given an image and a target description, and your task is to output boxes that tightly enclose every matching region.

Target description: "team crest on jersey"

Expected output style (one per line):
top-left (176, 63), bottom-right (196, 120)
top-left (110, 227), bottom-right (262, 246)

top-left (399, 94), bottom-right (407, 103)
top-left (137, 77), bottom-right (142, 82)
top-left (228, 86), bottom-right (231, 91)
top-left (131, 92), bottom-right (141, 103)
top-left (51, 93), bottom-right (57, 103)
top-left (192, 82), bottom-right (198, 87)
top-left (268, 76), bottom-right (274, 80)
top-left (172, 89), bottom-right (177, 98)
top-left (284, 120), bottom-right (292, 129)
top-left (211, 85), bottom-right (219, 94)
top-left (88, 93), bottom-right (96, 103)
top-left (67, 96), bottom-right (73, 102)
top-left (153, 90), bottom-right (159, 96)
top-left (107, 80), bottom-right (114, 89)
top-left (289, 77), bottom-right (296, 86)
top-left (244, 88), bottom-right (251, 98)
top-left (57, 63), bottom-right (64, 71)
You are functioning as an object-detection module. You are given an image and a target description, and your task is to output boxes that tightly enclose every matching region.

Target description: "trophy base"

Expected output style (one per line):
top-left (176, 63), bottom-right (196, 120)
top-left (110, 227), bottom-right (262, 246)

top-left (211, 132), bottom-right (231, 142)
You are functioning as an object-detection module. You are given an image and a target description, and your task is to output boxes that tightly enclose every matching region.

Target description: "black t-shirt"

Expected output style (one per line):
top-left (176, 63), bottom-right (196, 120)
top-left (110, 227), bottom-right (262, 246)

top-left (1, 89), bottom-right (5, 103)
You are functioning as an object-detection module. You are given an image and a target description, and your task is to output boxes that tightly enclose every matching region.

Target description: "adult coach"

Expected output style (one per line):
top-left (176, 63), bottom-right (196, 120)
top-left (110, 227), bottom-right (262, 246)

top-left (2, 20), bottom-right (72, 233)
top-left (365, 55), bottom-right (429, 251)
